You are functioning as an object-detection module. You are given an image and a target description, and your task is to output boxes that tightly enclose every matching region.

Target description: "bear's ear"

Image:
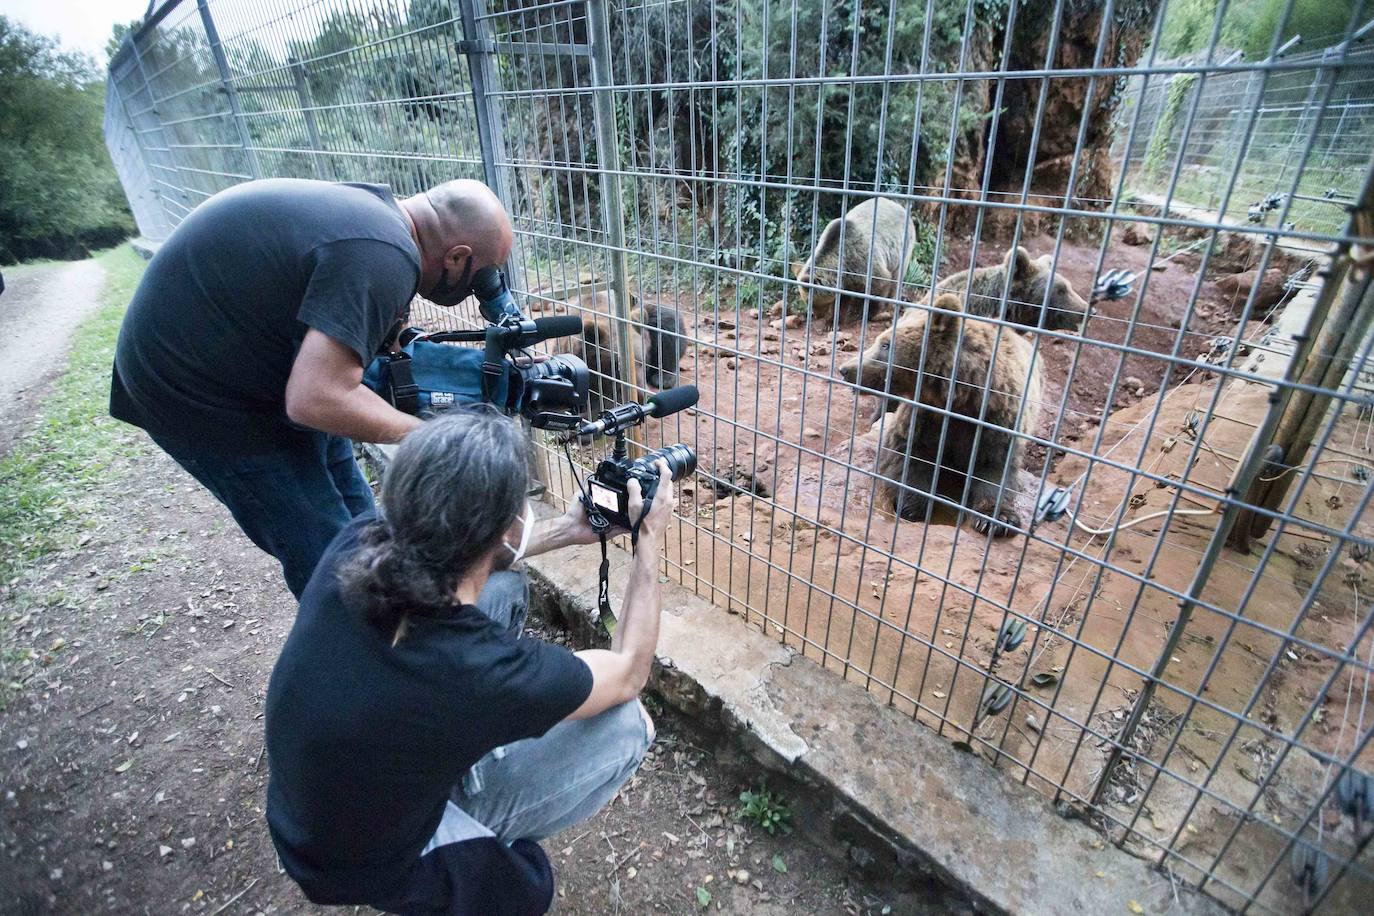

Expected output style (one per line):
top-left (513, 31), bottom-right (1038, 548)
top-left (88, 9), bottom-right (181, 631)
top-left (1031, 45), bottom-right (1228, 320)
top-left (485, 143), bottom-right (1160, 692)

top-left (929, 293), bottom-right (961, 333)
top-left (1007, 245), bottom-right (1034, 275)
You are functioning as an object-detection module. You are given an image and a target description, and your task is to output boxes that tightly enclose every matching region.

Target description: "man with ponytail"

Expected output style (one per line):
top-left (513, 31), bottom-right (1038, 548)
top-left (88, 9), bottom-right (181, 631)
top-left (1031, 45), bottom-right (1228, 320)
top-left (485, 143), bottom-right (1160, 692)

top-left (263, 405), bottom-right (674, 914)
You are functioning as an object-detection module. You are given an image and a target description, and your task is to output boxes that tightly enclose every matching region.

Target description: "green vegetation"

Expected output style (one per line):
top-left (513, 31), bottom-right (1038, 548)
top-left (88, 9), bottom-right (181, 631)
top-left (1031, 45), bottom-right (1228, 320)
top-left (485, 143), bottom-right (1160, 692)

top-left (1156, 0), bottom-right (1363, 60)
top-left (0, 245), bottom-right (148, 587)
top-left (1142, 74), bottom-right (1199, 180)
top-left (0, 17), bottom-right (133, 264)
top-left (738, 783), bottom-right (793, 834)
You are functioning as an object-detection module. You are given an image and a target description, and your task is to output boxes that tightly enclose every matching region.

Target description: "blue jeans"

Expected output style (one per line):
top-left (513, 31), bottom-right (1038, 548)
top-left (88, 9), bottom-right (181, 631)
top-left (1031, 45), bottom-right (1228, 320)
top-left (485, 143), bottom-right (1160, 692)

top-left (448, 571), bottom-right (654, 842)
top-left (152, 431), bottom-right (374, 598)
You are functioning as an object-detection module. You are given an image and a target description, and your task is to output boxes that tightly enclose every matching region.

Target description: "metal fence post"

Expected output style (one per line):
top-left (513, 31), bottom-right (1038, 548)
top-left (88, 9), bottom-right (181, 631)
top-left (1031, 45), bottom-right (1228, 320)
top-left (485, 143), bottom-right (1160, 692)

top-left (456, 0), bottom-right (528, 293)
top-left (585, 0), bottom-right (641, 411)
top-left (197, 0), bottom-right (262, 180)
top-left (107, 58), bottom-right (175, 241)
top-left (1230, 158), bottom-right (1374, 547)
top-left (128, 32), bottom-right (198, 218)
top-left (288, 56), bottom-right (328, 179)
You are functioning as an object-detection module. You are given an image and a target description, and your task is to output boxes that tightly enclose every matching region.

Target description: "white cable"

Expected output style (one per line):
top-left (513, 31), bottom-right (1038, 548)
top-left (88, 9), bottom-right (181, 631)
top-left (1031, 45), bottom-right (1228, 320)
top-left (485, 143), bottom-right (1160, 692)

top-left (1069, 506), bottom-right (1218, 537)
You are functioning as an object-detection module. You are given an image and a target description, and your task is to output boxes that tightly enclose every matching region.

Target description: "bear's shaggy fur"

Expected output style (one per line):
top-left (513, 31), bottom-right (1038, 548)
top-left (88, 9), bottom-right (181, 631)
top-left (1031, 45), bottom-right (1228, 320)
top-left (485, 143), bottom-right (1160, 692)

top-left (795, 197), bottom-right (917, 326)
top-left (552, 292), bottom-right (690, 415)
top-left (838, 294), bottom-right (1044, 536)
top-left (931, 245), bottom-right (1089, 332)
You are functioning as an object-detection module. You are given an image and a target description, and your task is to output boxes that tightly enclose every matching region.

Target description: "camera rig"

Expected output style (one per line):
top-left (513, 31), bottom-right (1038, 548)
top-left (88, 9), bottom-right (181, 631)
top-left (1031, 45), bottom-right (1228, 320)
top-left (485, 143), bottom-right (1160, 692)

top-left (557, 385), bottom-right (699, 634)
top-left (365, 267), bottom-right (589, 427)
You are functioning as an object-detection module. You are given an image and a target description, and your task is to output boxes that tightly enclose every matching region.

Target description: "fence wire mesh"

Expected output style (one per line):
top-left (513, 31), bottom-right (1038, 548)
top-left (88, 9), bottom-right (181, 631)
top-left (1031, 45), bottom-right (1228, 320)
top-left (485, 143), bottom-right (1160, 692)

top-left (105, 1), bottom-right (1374, 910)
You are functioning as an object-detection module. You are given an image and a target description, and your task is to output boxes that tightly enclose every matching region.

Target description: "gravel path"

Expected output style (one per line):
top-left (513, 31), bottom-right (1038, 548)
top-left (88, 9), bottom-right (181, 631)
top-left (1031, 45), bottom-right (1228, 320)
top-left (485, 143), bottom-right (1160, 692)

top-left (0, 259), bottom-right (109, 453)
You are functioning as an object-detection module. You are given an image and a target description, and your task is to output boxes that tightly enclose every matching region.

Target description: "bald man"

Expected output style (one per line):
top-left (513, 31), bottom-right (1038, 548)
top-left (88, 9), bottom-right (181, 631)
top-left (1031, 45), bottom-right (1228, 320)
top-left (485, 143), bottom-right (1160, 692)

top-left (111, 178), bottom-right (514, 597)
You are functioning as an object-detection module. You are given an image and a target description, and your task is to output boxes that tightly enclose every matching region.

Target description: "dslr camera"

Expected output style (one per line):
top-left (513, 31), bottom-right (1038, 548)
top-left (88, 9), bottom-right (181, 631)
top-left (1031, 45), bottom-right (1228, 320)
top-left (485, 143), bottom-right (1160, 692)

top-left (366, 266), bottom-right (590, 429)
top-left (562, 387), bottom-right (698, 531)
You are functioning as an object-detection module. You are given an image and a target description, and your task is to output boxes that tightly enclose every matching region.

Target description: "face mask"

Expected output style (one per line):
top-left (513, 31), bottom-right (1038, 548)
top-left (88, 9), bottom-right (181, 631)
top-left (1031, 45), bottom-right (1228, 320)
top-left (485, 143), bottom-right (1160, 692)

top-left (425, 254), bottom-right (474, 306)
top-left (501, 503), bottom-right (534, 566)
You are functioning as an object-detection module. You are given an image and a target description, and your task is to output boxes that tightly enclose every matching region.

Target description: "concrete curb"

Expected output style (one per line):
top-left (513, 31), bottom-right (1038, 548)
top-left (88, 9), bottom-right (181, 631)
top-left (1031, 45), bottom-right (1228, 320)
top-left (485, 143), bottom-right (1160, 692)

top-left (129, 237), bottom-right (161, 260)
top-left (523, 539), bottom-right (1229, 916)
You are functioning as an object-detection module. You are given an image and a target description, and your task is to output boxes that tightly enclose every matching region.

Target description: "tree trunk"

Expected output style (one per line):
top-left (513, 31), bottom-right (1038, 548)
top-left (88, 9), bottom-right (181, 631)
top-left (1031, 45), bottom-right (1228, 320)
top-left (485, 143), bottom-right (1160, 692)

top-left (943, 0), bottom-right (1161, 236)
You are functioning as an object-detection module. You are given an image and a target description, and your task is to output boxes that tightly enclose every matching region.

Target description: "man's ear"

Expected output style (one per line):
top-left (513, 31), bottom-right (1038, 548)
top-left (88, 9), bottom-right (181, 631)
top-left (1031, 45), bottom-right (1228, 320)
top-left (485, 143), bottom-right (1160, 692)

top-left (443, 244), bottom-right (473, 270)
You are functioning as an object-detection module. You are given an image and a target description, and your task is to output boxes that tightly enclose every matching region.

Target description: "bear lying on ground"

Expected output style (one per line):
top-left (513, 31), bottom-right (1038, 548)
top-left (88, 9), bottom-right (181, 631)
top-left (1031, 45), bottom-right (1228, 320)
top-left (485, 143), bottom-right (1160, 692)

top-left (553, 291), bottom-right (690, 415)
top-left (931, 245), bottom-right (1089, 332)
top-left (838, 293), bottom-right (1044, 537)
top-left (794, 197), bottom-right (917, 326)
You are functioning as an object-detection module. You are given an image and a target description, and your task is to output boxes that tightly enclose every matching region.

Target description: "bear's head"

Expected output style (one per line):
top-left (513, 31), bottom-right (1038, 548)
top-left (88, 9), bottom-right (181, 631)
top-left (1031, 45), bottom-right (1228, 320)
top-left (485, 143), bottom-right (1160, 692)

top-left (1006, 246), bottom-right (1090, 332)
top-left (793, 217), bottom-right (848, 312)
top-left (838, 294), bottom-right (961, 399)
top-left (634, 303), bottom-right (689, 389)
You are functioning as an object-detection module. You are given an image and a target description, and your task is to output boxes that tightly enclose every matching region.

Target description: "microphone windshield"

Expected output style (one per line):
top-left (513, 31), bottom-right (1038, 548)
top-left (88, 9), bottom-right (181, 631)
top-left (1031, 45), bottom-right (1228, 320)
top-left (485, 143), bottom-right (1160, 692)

top-left (531, 315), bottom-right (584, 341)
top-left (647, 385), bottom-right (699, 418)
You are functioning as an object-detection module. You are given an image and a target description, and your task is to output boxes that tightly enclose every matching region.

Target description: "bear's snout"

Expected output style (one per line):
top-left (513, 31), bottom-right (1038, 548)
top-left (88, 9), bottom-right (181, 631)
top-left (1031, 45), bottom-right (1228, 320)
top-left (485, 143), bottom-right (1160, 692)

top-left (838, 358), bottom-right (860, 383)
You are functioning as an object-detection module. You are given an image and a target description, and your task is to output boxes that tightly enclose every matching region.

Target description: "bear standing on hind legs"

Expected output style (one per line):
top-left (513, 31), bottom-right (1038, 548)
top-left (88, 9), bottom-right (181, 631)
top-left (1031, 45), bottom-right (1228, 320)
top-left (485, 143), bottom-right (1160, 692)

top-left (838, 294), bottom-right (1044, 537)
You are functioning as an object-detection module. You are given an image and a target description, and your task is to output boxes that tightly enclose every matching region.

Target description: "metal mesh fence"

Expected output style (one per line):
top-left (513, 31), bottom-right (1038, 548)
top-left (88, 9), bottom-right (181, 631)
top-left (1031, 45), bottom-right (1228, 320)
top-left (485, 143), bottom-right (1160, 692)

top-left (105, 1), bottom-right (1374, 910)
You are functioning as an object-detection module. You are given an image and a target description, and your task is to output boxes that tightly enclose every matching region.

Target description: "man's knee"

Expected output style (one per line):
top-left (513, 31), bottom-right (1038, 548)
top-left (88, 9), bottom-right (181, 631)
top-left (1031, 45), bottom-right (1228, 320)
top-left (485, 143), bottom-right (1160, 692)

top-left (606, 698), bottom-right (654, 769)
top-left (474, 570), bottom-right (530, 633)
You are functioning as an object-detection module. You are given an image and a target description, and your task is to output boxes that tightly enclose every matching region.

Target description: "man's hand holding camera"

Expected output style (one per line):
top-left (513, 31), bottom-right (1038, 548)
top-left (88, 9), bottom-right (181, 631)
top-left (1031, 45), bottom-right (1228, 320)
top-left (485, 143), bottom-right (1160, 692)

top-left (625, 460), bottom-right (676, 549)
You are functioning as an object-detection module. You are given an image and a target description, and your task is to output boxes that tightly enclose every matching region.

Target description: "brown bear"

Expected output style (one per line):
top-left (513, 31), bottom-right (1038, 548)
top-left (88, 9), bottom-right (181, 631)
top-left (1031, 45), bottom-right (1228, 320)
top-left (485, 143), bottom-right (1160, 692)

top-left (552, 291), bottom-right (691, 416)
top-left (794, 197), bottom-right (917, 326)
top-left (930, 245), bottom-right (1089, 332)
top-left (838, 294), bottom-right (1044, 536)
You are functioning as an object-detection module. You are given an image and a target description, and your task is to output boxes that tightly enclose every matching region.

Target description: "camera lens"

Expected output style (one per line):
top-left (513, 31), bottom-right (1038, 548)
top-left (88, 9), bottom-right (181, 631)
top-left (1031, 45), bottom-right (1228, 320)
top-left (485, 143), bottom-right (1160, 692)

top-left (636, 443), bottom-right (696, 481)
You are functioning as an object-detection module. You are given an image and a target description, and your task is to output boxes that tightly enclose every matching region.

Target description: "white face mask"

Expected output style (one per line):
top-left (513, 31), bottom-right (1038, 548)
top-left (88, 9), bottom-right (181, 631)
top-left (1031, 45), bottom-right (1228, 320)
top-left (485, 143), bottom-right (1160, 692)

top-left (503, 503), bottom-right (534, 564)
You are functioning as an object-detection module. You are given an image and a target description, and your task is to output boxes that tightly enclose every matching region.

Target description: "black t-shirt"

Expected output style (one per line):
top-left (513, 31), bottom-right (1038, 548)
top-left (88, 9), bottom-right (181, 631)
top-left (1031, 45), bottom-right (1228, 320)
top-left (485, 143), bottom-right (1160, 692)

top-left (264, 515), bottom-right (593, 912)
top-left (110, 179), bottom-right (420, 455)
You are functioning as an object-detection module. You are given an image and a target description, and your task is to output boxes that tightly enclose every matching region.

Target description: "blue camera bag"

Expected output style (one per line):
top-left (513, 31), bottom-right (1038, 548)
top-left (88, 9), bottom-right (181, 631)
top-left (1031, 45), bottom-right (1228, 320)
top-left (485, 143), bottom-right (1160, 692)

top-left (364, 338), bottom-right (514, 414)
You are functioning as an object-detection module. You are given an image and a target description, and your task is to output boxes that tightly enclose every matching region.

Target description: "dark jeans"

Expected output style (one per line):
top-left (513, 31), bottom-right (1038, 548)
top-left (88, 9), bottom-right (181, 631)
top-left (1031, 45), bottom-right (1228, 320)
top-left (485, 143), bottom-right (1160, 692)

top-left (152, 431), bottom-right (374, 598)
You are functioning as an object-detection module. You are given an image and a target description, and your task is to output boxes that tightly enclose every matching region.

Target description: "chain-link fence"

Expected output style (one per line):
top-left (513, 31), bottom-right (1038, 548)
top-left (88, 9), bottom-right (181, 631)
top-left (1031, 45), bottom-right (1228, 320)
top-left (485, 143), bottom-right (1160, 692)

top-left (1116, 43), bottom-right (1374, 238)
top-left (105, 2), bottom-right (1374, 910)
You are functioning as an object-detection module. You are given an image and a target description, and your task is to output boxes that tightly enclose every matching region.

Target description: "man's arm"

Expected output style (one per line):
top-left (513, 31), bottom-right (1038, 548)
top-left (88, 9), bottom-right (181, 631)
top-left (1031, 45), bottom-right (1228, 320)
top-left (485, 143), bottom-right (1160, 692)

top-left (284, 329), bottom-right (422, 443)
top-left (566, 463), bottom-right (676, 720)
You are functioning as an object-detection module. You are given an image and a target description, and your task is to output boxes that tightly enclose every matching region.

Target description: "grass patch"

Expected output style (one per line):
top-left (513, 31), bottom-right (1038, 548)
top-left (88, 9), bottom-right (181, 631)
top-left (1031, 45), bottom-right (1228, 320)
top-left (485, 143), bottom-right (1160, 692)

top-left (0, 244), bottom-right (149, 586)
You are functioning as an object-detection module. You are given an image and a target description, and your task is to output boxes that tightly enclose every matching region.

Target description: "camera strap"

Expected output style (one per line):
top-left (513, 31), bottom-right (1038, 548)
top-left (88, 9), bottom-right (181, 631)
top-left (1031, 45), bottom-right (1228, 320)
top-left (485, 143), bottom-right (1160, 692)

top-left (383, 352), bottom-right (420, 415)
top-left (595, 529), bottom-right (615, 636)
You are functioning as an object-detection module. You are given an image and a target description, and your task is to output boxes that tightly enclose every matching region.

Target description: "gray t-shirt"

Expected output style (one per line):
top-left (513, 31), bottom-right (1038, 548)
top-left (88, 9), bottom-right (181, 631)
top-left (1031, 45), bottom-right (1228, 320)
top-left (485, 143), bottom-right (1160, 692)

top-left (110, 179), bottom-right (420, 455)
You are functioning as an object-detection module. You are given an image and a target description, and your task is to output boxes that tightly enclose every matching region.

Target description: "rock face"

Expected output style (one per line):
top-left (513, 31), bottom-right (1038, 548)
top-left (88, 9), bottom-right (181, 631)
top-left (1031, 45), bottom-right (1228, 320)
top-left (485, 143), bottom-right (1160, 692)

top-left (1121, 224), bottom-right (1150, 246)
top-left (1215, 267), bottom-right (1290, 311)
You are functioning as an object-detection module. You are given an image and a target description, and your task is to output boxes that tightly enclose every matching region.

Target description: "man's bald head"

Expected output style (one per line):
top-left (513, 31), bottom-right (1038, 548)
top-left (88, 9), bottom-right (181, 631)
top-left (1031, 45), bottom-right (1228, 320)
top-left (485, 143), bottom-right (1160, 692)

top-left (399, 179), bottom-right (514, 307)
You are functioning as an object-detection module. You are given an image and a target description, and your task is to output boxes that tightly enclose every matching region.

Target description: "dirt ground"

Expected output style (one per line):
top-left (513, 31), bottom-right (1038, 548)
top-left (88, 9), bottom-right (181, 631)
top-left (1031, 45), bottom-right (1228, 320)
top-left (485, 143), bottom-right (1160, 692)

top-left (524, 225), bottom-right (1364, 911)
top-left (0, 260), bottom-right (933, 914)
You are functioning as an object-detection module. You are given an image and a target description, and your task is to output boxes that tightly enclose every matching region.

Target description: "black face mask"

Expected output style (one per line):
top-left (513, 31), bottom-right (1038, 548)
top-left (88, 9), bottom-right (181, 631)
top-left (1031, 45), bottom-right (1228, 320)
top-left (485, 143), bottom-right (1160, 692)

top-left (424, 254), bottom-right (474, 307)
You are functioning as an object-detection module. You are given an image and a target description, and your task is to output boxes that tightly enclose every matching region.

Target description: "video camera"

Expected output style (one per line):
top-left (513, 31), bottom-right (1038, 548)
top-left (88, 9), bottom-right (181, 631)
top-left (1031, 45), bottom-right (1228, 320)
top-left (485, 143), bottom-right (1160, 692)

top-left (366, 267), bottom-right (590, 428)
top-left (559, 385), bottom-right (699, 532)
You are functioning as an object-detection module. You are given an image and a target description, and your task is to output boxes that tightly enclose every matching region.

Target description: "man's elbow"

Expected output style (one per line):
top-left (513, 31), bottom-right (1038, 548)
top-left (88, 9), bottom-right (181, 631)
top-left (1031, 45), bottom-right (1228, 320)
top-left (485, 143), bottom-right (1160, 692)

top-left (284, 379), bottom-right (325, 428)
top-left (624, 654), bottom-right (653, 700)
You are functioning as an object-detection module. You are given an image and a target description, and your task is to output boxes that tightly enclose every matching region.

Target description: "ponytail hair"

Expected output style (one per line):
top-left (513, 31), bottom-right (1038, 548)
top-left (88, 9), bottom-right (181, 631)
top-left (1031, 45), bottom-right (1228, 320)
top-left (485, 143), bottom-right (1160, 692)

top-left (338, 406), bottom-right (529, 637)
